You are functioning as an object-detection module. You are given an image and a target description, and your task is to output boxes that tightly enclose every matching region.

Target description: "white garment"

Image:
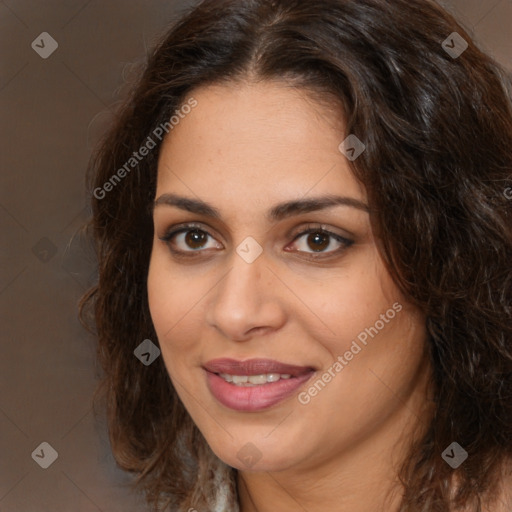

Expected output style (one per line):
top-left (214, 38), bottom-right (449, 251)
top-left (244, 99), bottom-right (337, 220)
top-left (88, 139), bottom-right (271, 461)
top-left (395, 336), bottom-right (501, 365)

top-left (211, 470), bottom-right (240, 512)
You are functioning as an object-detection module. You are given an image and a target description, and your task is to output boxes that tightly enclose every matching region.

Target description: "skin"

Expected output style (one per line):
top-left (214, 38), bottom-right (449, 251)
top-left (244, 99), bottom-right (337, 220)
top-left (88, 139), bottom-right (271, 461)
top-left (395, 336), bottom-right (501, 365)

top-left (147, 80), bottom-right (436, 511)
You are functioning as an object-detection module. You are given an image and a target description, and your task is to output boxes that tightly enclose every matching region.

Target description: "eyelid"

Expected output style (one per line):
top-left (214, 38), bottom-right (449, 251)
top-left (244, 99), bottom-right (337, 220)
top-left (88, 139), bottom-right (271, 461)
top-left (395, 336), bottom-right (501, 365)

top-left (288, 222), bottom-right (353, 242)
top-left (158, 222), bottom-right (223, 252)
top-left (158, 221), bottom-right (354, 258)
top-left (285, 224), bottom-right (354, 258)
top-left (159, 221), bottom-right (217, 240)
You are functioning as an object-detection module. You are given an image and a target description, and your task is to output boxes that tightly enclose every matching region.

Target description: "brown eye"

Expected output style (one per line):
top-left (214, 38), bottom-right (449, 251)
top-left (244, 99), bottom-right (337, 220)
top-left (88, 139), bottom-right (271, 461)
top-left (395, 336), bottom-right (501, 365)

top-left (184, 229), bottom-right (208, 249)
top-left (288, 226), bottom-right (354, 257)
top-left (159, 224), bottom-right (222, 255)
top-left (305, 232), bottom-right (330, 252)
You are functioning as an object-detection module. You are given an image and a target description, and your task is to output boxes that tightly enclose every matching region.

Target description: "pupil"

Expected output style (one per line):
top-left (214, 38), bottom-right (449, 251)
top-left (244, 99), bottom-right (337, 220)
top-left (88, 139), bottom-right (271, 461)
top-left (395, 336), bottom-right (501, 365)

top-left (308, 232), bottom-right (328, 252)
top-left (186, 230), bottom-right (206, 249)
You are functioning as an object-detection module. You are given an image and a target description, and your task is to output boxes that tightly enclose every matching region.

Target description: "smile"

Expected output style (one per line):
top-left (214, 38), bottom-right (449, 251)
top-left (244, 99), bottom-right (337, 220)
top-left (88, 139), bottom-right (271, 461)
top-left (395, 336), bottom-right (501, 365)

top-left (219, 373), bottom-right (291, 385)
top-left (203, 358), bottom-right (316, 411)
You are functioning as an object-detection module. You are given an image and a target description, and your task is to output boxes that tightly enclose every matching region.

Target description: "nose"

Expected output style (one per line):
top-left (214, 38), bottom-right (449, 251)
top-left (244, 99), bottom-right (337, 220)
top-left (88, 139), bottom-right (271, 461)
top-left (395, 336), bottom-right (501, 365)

top-left (205, 250), bottom-right (286, 342)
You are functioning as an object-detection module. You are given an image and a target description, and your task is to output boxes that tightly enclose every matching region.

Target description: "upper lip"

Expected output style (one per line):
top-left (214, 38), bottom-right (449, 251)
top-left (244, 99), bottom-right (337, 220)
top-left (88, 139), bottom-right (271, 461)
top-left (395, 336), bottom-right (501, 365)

top-left (203, 358), bottom-right (315, 377)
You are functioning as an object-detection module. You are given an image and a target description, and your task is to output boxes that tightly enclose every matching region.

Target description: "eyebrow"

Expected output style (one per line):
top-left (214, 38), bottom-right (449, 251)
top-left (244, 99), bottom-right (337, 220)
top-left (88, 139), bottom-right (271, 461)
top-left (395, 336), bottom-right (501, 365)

top-left (153, 193), bottom-right (369, 221)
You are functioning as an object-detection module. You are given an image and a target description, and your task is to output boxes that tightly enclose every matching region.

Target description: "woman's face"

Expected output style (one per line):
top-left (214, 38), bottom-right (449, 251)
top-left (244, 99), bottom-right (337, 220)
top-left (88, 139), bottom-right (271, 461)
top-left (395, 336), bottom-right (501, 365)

top-left (147, 81), bottom-right (430, 473)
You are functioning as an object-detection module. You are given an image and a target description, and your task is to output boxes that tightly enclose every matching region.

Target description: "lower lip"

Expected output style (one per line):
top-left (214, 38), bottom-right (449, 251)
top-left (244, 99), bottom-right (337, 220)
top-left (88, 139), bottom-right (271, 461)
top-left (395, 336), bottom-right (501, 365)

top-left (205, 370), bottom-right (314, 412)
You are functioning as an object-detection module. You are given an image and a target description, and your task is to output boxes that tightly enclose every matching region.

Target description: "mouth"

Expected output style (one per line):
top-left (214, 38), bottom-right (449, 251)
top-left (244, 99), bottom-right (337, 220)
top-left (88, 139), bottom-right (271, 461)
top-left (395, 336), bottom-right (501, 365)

top-left (215, 372), bottom-right (293, 386)
top-left (203, 358), bottom-right (316, 411)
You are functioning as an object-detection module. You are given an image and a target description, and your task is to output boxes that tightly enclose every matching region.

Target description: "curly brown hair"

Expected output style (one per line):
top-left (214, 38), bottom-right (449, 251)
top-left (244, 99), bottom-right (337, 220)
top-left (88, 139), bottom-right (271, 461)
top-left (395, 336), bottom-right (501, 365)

top-left (79, 0), bottom-right (512, 510)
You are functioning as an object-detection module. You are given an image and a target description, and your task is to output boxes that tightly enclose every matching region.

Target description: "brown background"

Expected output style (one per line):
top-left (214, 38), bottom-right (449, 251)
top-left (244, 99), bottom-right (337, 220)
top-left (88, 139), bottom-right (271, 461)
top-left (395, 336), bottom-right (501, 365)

top-left (1, 1), bottom-right (511, 510)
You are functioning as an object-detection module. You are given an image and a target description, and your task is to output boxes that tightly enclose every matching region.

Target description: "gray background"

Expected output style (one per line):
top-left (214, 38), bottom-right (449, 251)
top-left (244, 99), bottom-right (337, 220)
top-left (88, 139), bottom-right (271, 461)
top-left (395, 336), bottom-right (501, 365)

top-left (0, 1), bottom-right (511, 511)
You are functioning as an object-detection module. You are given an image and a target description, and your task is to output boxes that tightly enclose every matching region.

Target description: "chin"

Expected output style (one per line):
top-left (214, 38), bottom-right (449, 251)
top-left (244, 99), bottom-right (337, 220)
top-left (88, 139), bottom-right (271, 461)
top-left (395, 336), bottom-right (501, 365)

top-left (205, 433), bottom-right (302, 473)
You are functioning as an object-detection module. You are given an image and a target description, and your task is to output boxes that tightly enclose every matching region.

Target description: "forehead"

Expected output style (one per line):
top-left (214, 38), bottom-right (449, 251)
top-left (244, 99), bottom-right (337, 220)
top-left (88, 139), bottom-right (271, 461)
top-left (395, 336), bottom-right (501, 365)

top-left (155, 81), bottom-right (366, 209)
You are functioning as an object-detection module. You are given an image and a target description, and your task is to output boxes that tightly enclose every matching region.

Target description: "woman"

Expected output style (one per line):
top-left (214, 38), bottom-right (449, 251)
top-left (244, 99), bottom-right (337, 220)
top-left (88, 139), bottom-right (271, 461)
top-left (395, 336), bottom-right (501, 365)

top-left (80, 0), bottom-right (512, 510)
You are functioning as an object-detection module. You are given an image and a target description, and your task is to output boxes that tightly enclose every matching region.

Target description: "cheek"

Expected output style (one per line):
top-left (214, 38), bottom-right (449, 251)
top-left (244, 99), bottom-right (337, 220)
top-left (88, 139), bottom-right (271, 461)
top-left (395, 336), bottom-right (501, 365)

top-left (297, 306), bottom-right (426, 454)
top-left (147, 252), bottom-right (200, 359)
top-left (298, 253), bottom-right (426, 409)
top-left (147, 255), bottom-right (172, 334)
top-left (303, 254), bottom-right (399, 357)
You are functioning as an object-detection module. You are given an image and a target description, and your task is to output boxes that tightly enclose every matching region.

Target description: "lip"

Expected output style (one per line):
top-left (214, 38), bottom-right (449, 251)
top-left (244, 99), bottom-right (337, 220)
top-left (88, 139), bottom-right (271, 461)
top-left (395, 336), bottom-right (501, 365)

top-left (203, 358), bottom-right (316, 412)
top-left (203, 358), bottom-right (314, 376)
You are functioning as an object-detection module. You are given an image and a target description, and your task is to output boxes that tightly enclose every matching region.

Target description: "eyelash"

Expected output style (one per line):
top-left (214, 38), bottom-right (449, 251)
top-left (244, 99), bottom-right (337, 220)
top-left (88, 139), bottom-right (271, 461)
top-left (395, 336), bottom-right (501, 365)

top-left (159, 222), bottom-right (354, 260)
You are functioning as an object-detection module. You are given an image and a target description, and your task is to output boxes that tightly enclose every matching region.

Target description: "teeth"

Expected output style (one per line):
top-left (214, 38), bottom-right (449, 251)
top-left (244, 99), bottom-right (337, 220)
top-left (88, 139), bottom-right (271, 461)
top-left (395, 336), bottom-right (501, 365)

top-left (248, 374), bottom-right (267, 385)
top-left (219, 373), bottom-right (293, 386)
